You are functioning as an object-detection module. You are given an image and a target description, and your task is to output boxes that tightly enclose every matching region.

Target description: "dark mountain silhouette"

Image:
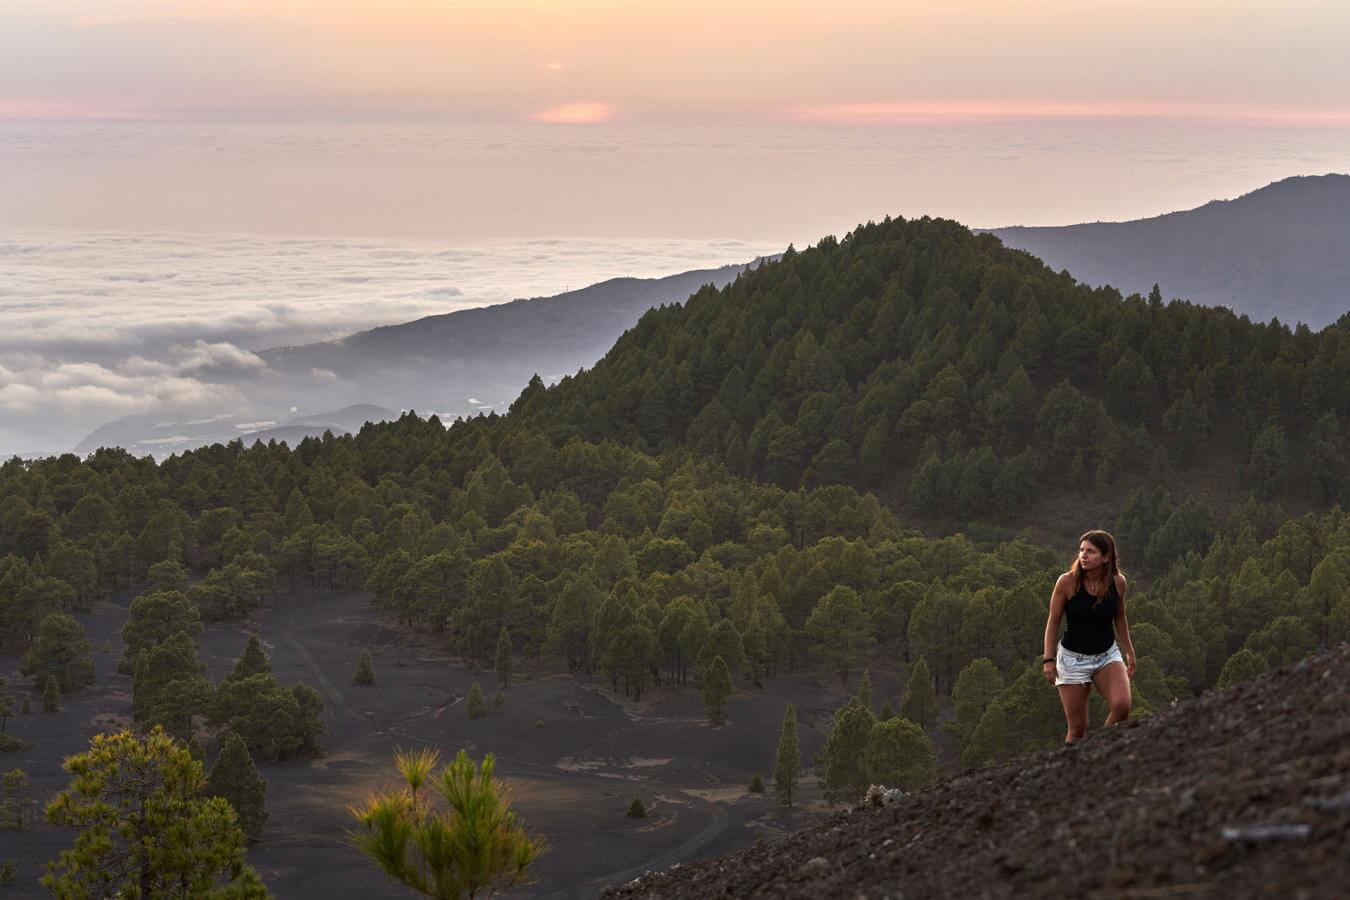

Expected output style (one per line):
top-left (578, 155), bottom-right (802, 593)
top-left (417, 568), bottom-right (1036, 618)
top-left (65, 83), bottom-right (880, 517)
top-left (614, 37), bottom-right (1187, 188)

top-left (262, 260), bottom-right (767, 380)
top-left (604, 642), bottom-right (1350, 899)
top-left (990, 174), bottom-right (1350, 328)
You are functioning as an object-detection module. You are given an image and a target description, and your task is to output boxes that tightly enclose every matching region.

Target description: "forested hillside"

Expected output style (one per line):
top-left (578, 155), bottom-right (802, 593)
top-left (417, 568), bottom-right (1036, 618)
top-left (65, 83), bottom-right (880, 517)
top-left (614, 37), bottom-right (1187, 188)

top-left (3, 215), bottom-right (1349, 895)
top-left (511, 217), bottom-right (1350, 541)
top-left (4, 406), bottom-right (1348, 774)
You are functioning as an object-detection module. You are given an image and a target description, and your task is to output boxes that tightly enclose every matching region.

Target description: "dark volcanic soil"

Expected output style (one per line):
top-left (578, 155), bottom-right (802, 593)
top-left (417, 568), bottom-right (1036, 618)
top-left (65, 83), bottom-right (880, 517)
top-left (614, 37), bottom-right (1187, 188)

top-left (603, 643), bottom-right (1350, 900)
top-left (0, 589), bottom-right (868, 898)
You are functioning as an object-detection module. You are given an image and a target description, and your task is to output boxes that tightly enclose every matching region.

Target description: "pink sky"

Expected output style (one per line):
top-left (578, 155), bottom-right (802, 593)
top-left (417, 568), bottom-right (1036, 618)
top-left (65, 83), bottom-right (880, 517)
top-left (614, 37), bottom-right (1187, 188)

top-left (4, 1), bottom-right (1349, 122)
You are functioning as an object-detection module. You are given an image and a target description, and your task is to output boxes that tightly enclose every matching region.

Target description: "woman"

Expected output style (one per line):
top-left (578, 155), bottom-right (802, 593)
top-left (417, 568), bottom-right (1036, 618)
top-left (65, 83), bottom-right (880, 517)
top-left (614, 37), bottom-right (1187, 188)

top-left (1042, 529), bottom-right (1136, 744)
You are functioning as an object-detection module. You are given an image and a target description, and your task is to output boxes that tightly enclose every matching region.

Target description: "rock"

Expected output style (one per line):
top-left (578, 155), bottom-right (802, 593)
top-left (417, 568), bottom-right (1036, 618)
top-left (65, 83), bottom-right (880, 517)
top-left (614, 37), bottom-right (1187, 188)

top-left (1221, 824), bottom-right (1312, 842)
top-left (1304, 791), bottom-right (1350, 810)
top-left (800, 857), bottom-right (831, 877)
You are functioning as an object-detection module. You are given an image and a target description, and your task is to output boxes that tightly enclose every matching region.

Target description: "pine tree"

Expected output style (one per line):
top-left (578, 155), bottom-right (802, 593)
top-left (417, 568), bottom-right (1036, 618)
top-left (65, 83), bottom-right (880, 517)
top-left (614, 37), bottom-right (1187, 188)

top-left (899, 656), bottom-right (938, 729)
top-left (20, 612), bottom-right (96, 693)
top-left (352, 650), bottom-right (375, 686)
top-left (466, 682), bottom-right (485, 719)
top-left (132, 632), bottom-right (204, 727)
top-left (42, 728), bottom-right (267, 897)
top-left (1216, 648), bottom-right (1268, 688)
top-left (19, 694), bottom-right (31, 715)
top-left (626, 797), bottom-right (646, 818)
top-left (864, 718), bottom-right (937, 791)
top-left (0, 678), bottom-right (12, 731)
top-left (495, 628), bottom-right (513, 687)
top-left (42, 675), bottom-right (61, 713)
top-left (805, 586), bottom-right (876, 683)
top-left (949, 658), bottom-right (1005, 748)
top-left (0, 859), bottom-right (14, 886)
top-left (229, 635), bottom-right (271, 682)
top-left (856, 669), bottom-right (874, 711)
top-left (699, 655), bottom-right (734, 726)
top-left (773, 703), bottom-right (800, 807)
top-left (3, 768), bottom-right (30, 829)
top-left (350, 748), bottom-right (547, 898)
top-left (817, 697), bottom-right (875, 803)
top-left (493, 690), bottom-right (506, 712)
top-left (207, 732), bottom-right (269, 842)
top-left (119, 590), bottom-right (201, 675)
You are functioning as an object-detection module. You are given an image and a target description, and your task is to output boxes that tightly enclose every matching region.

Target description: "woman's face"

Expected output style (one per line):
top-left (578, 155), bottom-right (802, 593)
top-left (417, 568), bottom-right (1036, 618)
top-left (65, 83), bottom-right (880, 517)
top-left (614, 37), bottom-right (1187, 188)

top-left (1079, 540), bottom-right (1108, 571)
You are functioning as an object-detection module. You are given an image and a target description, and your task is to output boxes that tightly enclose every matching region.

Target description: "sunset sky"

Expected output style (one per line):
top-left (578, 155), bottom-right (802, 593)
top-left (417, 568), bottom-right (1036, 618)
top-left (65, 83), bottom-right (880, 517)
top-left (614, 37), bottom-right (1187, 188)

top-left (6, 0), bottom-right (1350, 123)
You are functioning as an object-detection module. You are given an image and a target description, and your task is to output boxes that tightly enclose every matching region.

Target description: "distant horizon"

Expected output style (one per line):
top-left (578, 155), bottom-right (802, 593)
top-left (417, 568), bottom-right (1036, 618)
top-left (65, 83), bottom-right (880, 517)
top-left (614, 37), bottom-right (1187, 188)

top-left (7, 1), bottom-right (1350, 125)
top-left (6, 118), bottom-right (1349, 243)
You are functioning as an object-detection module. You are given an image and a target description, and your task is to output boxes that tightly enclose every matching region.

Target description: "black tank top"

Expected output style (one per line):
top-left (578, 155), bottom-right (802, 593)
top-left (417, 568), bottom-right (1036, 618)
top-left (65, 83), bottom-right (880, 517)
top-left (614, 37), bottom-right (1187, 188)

top-left (1060, 578), bottom-right (1119, 654)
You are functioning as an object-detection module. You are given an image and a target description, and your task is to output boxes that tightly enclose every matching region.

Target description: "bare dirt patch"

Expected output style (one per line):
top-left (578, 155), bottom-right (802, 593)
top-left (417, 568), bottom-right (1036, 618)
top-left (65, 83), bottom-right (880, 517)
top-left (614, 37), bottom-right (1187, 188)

top-left (0, 588), bottom-right (835, 898)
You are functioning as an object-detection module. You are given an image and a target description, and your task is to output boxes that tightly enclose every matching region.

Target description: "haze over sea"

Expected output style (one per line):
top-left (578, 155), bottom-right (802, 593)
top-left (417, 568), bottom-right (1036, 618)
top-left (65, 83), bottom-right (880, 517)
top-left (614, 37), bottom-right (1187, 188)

top-left (3, 118), bottom-right (1349, 456)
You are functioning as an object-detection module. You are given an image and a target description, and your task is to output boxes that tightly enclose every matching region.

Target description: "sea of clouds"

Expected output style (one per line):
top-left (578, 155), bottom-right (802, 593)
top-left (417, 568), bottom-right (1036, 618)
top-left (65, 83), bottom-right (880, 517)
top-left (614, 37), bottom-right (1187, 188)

top-left (0, 231), bottom-right (782, 455)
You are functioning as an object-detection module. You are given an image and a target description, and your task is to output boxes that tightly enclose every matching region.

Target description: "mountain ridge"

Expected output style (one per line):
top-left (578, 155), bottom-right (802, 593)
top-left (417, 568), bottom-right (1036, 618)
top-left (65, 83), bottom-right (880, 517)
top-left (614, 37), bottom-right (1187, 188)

top-left (990, 173), bottom-right (1350, 327)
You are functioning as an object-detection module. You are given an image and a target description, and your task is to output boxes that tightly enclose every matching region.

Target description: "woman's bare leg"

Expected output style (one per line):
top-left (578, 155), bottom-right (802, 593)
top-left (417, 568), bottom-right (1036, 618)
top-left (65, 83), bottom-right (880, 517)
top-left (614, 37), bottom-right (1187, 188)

top-left (1093, 661), bottom-right (1132, 725)
top-left (1057, 683), bottom-right (1091, 742)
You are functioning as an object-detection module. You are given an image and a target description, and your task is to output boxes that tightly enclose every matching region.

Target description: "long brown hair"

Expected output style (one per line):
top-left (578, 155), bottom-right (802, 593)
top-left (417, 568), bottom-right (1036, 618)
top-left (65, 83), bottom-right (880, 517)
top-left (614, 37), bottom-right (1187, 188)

top-left (1071, 530), bottom-right (1120, 609)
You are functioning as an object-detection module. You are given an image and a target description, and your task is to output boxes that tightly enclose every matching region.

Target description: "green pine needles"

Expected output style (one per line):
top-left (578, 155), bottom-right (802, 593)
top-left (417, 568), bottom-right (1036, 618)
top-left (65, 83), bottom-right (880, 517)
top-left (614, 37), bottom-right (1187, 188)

top-left (43, 728), bottom-right (268, 898)
top-left (348, 747), bottom-right (548, 899)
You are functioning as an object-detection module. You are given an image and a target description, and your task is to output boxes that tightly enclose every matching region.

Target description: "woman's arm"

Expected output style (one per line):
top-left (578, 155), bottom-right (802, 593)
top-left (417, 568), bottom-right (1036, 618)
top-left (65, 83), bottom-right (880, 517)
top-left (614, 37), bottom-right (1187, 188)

top-left (1042, 574), bottom-right (1070, 683)
top-left (1114, 573), bottom-right (1136, 677)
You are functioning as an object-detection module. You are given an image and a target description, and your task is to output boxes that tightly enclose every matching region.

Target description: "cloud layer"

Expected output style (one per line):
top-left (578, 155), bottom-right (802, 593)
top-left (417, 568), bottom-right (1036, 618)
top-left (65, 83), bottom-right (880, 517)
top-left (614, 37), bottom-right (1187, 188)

top-left (0, 230), bottom-right (781, 454)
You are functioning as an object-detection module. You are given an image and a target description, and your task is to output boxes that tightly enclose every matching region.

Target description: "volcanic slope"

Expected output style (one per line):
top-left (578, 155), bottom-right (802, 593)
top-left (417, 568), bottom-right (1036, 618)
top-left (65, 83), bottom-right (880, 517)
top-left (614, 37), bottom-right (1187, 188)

top-left (604, 642), bottom-right (1350, 899)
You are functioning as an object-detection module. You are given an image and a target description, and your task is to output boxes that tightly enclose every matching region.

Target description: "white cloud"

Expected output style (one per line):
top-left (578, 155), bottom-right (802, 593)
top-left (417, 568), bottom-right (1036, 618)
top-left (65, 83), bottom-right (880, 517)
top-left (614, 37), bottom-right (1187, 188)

top-left (0, 228), bottom-right (780, 454)
top-left (174, 340), bottom-right (267, 373)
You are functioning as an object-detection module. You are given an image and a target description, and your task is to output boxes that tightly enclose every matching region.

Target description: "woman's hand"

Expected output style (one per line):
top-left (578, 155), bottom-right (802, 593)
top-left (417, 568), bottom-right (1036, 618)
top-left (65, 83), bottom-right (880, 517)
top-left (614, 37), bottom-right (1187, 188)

top-left (1042, 661), bottom-right (1056, 683)
top-left (1126, 655), bottom-right (1137, 678)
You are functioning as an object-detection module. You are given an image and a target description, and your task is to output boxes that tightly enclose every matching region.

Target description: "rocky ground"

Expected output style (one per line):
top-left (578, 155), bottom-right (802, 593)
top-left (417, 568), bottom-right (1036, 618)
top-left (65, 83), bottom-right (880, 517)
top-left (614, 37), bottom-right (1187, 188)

top-left (603, 643), bottom-right (1350, 899)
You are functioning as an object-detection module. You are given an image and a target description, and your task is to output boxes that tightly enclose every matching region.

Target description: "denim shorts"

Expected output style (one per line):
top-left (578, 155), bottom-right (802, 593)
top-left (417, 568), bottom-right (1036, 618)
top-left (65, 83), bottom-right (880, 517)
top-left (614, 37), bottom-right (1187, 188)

top-left (1055, 642), bottom-right (1124, 685)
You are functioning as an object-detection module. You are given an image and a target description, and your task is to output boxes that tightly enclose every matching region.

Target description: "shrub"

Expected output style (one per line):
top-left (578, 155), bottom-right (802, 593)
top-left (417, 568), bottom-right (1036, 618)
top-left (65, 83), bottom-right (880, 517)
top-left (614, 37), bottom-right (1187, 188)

top-left (626, 797), bottom-right (646, 818)
top-left (748, 775), bottom-right (765, 793)
top-left (0, 735), bottom-right (29, 753)
top-left (533, 719), bottom-right (544, 729)
top-left (352, 651), bottom-right (375, 686)
top-left (493, 690), bottom-right (506, 712)
top-left (466, 682), bottom-right (485, 719)
top-left (42, 676), bottom-right (61, 713)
